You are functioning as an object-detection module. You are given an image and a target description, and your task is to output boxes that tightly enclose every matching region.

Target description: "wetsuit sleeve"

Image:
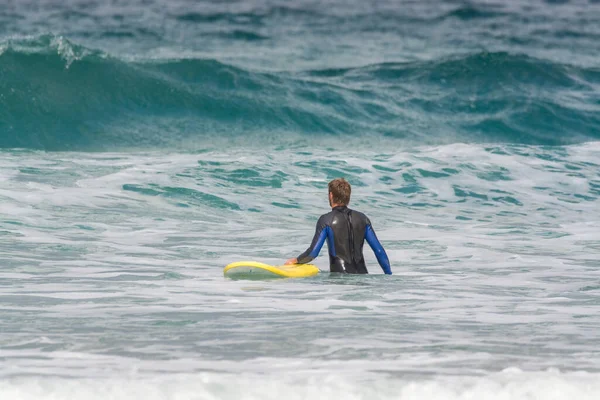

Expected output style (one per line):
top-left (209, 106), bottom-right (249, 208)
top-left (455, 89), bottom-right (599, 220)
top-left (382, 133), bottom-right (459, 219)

top-left (296, 216), bottom-right (328, 264)
top-left (365, 224), bottom-right (392, 275)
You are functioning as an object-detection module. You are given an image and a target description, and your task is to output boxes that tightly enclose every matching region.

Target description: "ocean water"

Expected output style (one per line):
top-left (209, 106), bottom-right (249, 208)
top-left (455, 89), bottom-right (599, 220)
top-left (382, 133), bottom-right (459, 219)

top-left (1, 0), bottom-right (600, 399)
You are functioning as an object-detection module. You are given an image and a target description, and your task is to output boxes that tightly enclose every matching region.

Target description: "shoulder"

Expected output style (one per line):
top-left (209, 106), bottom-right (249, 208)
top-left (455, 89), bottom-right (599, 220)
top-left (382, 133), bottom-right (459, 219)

top-left (349, 209), bottom-right (371, 224)
top-left (317, 211), bottom-right (335, 226)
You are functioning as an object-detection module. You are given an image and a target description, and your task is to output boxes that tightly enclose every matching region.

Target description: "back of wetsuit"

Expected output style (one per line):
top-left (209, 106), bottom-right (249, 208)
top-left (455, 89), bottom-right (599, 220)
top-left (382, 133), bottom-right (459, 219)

top-left (296, 206), bottom-right (392, 274)
top-left (328, 206), bottom-right (368, 273)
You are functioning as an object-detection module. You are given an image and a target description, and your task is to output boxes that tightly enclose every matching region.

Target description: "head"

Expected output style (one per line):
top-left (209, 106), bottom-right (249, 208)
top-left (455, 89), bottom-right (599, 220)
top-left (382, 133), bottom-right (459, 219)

top-left (328, 178), bottom-right (351, 207)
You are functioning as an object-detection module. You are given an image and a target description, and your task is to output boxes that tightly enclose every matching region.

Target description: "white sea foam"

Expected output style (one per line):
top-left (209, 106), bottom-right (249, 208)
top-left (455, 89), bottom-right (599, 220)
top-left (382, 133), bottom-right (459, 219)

top-left (1, 369), bottom-right (599, 400)
top-left (1, 143), bottom-right (599, 399)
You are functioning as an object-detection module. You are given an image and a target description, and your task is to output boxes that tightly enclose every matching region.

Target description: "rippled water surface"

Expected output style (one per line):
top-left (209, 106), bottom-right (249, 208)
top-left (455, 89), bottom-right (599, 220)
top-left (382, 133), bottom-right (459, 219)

top-left (2, 143), bottom-right (600, 398)
top-left (2, 0), bottom-right (600, 398)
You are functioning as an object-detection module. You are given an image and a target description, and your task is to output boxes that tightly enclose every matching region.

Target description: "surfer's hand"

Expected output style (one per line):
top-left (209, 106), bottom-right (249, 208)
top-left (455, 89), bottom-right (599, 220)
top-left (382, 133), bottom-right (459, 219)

top-left (284, 258), bottom-right (297, 265)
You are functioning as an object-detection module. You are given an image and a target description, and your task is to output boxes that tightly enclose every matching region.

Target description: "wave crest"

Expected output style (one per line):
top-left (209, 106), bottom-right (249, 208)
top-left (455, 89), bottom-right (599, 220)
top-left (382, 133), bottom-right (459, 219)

top-left (1, 36), bottom-right (599, 151)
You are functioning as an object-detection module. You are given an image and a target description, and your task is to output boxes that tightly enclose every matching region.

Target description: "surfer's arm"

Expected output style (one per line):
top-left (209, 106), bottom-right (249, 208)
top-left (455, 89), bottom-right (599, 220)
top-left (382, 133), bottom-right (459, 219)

top-left (365, 224), bottom-right (392, 275)
top-left (295, 216), bottom-right (328, 264)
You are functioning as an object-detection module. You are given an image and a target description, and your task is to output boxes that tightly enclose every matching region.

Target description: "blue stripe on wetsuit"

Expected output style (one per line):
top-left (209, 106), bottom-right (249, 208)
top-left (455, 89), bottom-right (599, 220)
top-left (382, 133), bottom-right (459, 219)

top-left (309, 226), bottom-right (335, 258)
top-left (365, 224), bottom-right (392, 275)
top-left (308, 227), bottom-right (327, 259)
top-left (299, 225), bottom-right (334, 263)
top-left (326, 226), bottom-right (336, 257)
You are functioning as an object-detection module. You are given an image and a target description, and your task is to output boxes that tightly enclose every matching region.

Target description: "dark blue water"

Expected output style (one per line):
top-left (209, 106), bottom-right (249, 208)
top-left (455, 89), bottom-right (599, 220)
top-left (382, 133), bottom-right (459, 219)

top-left (1, 0), bottom-right (600, 150)
top-left (2, 1), bottom-right (600, 399)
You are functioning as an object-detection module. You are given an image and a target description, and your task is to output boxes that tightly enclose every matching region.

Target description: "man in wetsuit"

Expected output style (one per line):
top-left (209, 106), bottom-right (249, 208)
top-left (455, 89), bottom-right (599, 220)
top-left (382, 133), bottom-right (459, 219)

top-left (285, 178), bottom-right (392, 274)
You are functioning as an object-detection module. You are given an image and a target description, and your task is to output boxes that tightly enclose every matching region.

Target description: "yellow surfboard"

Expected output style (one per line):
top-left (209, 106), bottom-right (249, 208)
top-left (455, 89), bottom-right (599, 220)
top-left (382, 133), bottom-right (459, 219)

top-left (224, 261), bottom-right (320, 279)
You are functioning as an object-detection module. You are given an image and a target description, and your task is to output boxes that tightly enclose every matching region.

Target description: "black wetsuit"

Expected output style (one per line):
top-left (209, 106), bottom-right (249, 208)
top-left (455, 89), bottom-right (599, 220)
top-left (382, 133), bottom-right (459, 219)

top-left (296, 206), bottom-right (392, 274)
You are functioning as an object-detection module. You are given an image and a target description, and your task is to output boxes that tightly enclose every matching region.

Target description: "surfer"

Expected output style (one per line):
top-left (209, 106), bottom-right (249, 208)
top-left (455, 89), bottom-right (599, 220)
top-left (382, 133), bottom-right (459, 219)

top-left (285, 178), bottom-right (392, 274)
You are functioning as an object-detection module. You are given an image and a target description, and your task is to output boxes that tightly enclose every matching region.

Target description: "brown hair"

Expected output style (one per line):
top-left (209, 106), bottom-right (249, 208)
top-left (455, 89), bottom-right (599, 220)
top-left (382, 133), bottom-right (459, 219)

top-left (328, 178), bottom-right (351, 205)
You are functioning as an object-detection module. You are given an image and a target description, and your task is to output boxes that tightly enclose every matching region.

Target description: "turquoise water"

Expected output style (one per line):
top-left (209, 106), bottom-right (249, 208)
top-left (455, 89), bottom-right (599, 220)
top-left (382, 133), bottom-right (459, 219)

top-left (1, 1), bottom-right (600, 399)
